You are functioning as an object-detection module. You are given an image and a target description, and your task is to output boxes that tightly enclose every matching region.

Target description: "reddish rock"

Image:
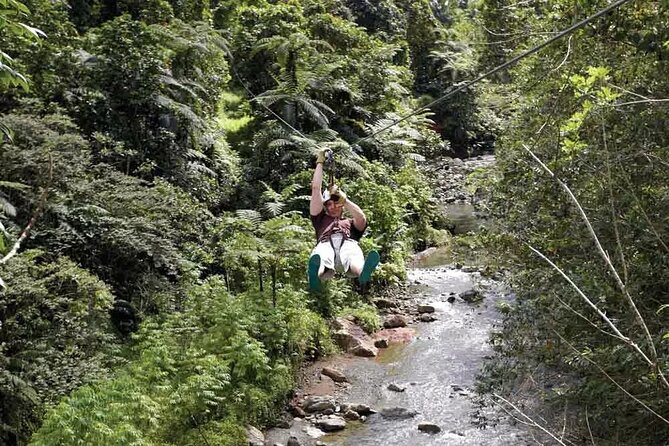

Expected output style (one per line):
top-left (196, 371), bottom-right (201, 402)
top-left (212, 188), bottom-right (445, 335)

top-left (383, 314), bottom-right (408, 328)
top-left (321, 367), bottom-right (348, 383)
top-left (331, 317), bottom-right (378, 357)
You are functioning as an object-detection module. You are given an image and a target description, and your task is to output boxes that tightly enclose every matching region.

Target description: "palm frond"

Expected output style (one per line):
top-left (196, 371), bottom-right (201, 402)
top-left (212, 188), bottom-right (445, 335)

top-left (337, 157), bottom-right (367, 178)
top-left (0, 181), bottom-right (30, 192)
top-left (298, 99), bottom-right (329, 128)
top-left (405, 152), bottom-right (426, 162)
top-left (280, 183), bottom-right (302, 200)
top-left (0, 197), bottom-right (16, 217)
top-left (235, 209), bottom-right (263, 225)
top-left (263, 201), bottom-right (285, 217)
top-left (188, 162), bottom-right (216, 177)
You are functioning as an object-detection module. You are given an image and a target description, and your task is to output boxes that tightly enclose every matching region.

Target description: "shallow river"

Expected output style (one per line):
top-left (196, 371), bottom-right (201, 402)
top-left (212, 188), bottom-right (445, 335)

top-left (321, 268), bottom-right (530, 446)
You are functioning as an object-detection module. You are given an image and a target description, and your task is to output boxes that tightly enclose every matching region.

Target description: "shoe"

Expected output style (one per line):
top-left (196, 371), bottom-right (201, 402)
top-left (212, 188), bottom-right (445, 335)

top-left (359, 250), bottom-right (380, 284)
top-left (308, 254), bottom-right (321, 291)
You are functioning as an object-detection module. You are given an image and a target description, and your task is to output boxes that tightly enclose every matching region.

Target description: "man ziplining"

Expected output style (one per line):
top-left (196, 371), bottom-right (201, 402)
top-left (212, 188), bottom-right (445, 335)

top-left (307, 148), bottom-right (380, 291)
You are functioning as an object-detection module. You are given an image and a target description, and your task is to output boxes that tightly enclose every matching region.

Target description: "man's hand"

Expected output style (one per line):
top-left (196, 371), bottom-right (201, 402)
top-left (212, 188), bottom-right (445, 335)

top-left (316, 148), bottom-right (332, 164)
top-left (329, 185), bottom-right (347, 205)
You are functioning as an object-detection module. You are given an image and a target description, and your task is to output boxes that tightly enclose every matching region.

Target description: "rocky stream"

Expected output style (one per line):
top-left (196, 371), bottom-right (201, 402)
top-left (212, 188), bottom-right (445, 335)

top-left (257, 156), bottom-right (533, 446)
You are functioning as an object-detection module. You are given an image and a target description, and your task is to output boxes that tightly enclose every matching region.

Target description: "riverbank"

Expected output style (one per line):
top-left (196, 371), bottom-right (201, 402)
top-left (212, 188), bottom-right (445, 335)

top-left (262, 262), bottom-right (530, 446)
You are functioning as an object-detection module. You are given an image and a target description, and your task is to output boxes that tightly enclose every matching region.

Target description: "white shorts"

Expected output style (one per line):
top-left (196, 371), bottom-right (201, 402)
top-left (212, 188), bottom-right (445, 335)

top-left (310, 234), bottom-right (364, 279)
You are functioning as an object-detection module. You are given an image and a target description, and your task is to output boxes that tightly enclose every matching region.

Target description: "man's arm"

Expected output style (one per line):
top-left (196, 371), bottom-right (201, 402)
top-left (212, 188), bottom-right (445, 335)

top-left (343, 199), bottom-right (366, 232)
top-left (310, 161), bottom-right (324, 216)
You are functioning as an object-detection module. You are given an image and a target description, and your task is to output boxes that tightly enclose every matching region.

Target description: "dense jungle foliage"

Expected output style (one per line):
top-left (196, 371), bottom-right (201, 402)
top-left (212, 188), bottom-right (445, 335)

top-left (0, 0), bottom-right (666, 445)
top-left (0, 0), bottom-right (467, 444)
top-left (477, 1), bottom-right (669, 445)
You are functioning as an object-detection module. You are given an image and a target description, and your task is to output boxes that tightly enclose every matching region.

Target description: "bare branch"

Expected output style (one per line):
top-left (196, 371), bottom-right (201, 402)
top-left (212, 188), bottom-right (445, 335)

top-left (585, 406), bottom-right (597, 446)
top-left (554, 294), bottom-right (623, 341)
top-left (522, 144), bottom-right (669, 392)
top-left (614, 98), bottom-right (669, 107)
top-left (493, 394), bottom-right (568, 446)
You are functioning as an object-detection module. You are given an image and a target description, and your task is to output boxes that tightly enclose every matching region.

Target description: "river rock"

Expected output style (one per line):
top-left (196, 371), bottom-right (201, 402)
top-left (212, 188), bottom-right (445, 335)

top-left (321, 367), bottom-right (348, 383)
top-left (289, 405), bottom-right (306, 418)
top-left (420, 313), bottom-right (437, 322)
top-left (373, 298), bottom-right (397, 309)
top-left (287, 437), bottom-right (301, 446)
top-left (246, 425), bottom-right (264, 446)
top-left (316, 415), bottom-right (346, 432)
top-left (417, 304), bottom-right (435, 313)
top-left (341, 403), bottom-right (374, 415)
top-left (380, 407), bottom-right (418, 419)
top-left (459, 289), bottom-right (482, 302)
top-left (412, 247), bottom-right (437, 262)
top-left (331, 317), bottom-right (378, 357)
top-left (302, 395), bottom-right (336, 413)
top-left (387, 383), bottom-right (406, 392)
top-left (374, 338), bottom-right (389, 348)
top-left (418, 422), bottom-right (442, 434)
top-left (343, 409), bottom-right (361, 421)
top-left (383, 314), bottom-right (408, 329)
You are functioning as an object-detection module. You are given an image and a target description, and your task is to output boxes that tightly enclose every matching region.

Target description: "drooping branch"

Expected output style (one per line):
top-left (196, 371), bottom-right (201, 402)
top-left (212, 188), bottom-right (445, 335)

top-left (522, 144), bottom-right (669, 392)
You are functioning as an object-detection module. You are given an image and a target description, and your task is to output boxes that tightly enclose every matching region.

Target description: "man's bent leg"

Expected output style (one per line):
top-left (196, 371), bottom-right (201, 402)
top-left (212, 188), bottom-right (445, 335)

top-left (311, 242), bottom-right (336, 281)
top-left (340, 240), bottom-right (364, 277)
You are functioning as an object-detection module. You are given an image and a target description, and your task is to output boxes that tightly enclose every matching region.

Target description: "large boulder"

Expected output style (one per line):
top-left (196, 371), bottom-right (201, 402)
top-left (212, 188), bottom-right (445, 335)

top-left (316, 415), bottom-right (346, 432)
top-left (331, 317), bottom-right (378, 357)
top-left (246, 425), bottom-right (264, 446)
top-left (302, 395), bottom-right (336, 413)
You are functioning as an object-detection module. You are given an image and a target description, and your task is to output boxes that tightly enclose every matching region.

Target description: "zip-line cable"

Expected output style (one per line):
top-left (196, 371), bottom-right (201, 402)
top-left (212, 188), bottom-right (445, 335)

top-left (227, 0), bottom-right (633, 149)
top-left (227, 57), bottom-right (308, 139)
top-left (357, 0), bottom-right (634, 144)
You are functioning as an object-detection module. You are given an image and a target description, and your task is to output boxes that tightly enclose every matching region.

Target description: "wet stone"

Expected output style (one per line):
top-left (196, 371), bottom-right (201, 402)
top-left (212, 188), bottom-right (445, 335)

top-left (343, 409), bottom-right (361, 421)
top-left (387, 383), bottom-right (406, 392)
top-left (418, 422), bottom-right (442, 434)
top-left (417, 304), bottom-right (436, 313)
top-left (316, 415), bottom-right (346, 432)
top-left (374, 338), bottom-right (390, 348)
top-left (342, 403), bottom-right (374, 415)
top-left (459, 289), bottom-right (482, 303)
top-left (374, 298), bottom-right (397, 309)
top-left (302, 396), bottom-right (336, 413)
top-left (380, 407), bottom-right (418, 420)
top-left (420, 313), bottom-right (437, 322)
top-left (290, 405), bottom-right (306, 418)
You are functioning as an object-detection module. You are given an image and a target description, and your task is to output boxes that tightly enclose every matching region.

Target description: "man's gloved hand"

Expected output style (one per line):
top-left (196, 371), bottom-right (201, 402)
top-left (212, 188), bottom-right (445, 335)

top-left (316, 148), bottom-right (332, 164)
top-left (329, 185), bottom-right (347, 205)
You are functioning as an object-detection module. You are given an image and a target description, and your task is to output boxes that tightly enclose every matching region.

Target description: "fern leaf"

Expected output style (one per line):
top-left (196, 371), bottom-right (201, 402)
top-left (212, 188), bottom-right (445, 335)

top-left (235, 209), bottom-right (263, 225)
top-left (264, 201), bottom-right (284, 217)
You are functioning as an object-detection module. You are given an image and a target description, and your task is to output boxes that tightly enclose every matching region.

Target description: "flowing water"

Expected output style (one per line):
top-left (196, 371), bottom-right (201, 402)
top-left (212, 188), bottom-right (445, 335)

top-left (321, 268), bottom-right (530, 446)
